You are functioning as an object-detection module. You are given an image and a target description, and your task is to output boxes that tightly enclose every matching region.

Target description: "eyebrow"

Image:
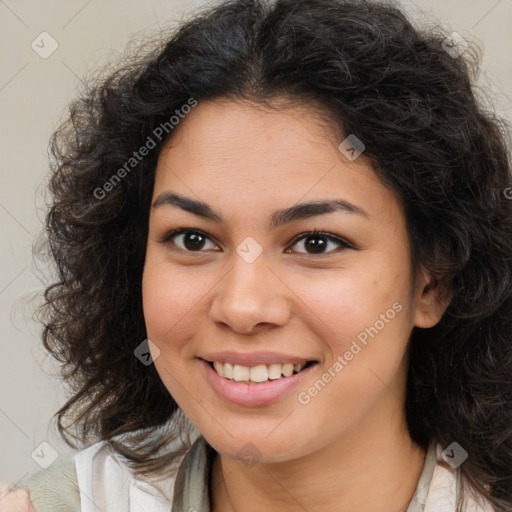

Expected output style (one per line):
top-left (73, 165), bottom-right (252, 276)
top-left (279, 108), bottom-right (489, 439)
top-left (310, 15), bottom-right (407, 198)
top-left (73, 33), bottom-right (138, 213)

top-left (152, 191), bottom-right (369, 229)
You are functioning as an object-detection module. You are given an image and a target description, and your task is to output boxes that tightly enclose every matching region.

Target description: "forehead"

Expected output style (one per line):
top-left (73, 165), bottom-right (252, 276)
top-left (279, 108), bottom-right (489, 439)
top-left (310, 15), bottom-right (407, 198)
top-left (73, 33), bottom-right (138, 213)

top-left (157, 99), bottom-right (341, 165)
top-left (152, 100), bottom-right (403, 225)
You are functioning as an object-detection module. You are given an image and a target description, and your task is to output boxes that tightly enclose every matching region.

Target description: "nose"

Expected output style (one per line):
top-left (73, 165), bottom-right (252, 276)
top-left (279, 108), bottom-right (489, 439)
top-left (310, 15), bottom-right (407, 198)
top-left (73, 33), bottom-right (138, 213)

top-left (209, 253), bottom-right (291, 335)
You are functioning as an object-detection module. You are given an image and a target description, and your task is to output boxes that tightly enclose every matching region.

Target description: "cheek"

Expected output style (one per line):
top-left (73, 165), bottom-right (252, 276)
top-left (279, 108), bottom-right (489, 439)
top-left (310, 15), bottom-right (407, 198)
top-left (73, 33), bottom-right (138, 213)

top-left (297, 273), bottom-right (411, 420)
top-left (298, 266), bottom-right (409, 338)
top-left (141, 258), bottom-right (203, 347)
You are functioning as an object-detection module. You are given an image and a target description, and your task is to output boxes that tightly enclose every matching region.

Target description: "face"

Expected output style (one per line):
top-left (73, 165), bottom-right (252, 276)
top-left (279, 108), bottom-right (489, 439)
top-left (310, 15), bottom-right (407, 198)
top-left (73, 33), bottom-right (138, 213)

top-left (142, 99), bottom-right (446, 463)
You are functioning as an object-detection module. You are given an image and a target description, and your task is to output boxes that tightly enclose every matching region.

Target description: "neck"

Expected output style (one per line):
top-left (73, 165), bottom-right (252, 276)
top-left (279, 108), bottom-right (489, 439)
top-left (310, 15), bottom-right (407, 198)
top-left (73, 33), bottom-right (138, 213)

top-left (210, 406), bottom-right (427, 512)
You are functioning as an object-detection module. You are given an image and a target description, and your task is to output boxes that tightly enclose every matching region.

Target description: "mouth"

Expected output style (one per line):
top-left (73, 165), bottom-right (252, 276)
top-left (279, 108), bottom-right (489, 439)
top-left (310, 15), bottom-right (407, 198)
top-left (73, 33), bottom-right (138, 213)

top-left (202, 359), bottom-right (318, 385)
top-left (199, 357), bottom-right (320, 407)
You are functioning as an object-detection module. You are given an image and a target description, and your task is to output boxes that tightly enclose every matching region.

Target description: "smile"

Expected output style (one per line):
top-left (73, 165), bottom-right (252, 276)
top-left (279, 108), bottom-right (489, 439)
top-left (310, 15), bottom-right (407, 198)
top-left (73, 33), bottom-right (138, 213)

top-left (209, 361), bottom-right (316, 384)
top-left (199, 358), bottom-right (319, 407)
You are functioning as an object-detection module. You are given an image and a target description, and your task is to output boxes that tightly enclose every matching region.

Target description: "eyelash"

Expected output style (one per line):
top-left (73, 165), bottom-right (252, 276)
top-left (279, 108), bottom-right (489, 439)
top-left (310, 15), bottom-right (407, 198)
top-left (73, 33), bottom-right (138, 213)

top-left (158, 228), bottom-right (354, 256)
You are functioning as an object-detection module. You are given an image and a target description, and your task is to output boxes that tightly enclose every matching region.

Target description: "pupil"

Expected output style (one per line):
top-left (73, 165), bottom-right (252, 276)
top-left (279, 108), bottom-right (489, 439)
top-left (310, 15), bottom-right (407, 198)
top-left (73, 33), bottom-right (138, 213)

top-left (306, 235), bottom-right (326, 254)
top-left (185, 232), bottom-right (205, 250)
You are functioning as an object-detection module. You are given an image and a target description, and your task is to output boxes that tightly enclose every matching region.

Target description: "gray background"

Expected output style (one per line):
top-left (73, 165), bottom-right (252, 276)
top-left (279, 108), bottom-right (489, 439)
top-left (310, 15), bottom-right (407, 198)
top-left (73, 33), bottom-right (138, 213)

top-left (1, 0), bottom-right (511, 485)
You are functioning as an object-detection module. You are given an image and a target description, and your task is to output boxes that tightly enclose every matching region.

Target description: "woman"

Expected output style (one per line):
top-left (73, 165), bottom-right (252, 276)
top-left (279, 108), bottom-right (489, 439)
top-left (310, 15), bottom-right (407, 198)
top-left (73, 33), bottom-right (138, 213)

top-left (2, 0), bottom-right (511, 510)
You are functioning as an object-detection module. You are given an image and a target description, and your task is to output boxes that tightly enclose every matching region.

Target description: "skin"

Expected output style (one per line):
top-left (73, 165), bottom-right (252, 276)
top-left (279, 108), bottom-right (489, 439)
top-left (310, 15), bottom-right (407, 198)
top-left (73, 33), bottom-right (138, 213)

top-left (0, 485), bottom-right (34, 512)
top-left (142, 99), bottom-right (451, 512)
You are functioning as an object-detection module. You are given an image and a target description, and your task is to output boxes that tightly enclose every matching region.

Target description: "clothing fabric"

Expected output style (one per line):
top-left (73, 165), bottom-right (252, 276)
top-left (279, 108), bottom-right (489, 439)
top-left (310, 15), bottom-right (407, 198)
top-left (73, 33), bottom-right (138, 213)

top-left (8, 435), bottom-right (493, 512)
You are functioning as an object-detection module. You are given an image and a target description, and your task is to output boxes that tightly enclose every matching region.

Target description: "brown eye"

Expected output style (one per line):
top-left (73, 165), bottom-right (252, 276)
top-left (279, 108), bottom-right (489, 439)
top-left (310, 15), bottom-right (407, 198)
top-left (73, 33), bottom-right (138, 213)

top-left (302, 234), bottom-right (328, 254)
top-left (159, 228), bottom-right (353, 256)
top-left (182, 232), bottom-right (207, 250)
top-left (159, 229), bottom-right (219, 252)
top-left (287, 231), bottom-right (352, 255)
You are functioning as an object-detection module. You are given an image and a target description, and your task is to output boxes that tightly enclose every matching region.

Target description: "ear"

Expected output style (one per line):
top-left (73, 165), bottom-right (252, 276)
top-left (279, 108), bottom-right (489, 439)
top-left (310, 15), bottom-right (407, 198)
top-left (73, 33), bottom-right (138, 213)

top-left (413, 267), bottom-right (453, 329)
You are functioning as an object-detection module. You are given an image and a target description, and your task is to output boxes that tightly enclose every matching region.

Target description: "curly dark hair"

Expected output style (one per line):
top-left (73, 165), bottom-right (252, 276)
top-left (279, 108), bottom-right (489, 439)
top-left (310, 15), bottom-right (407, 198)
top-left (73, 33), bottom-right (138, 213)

top-left (34, 0), bottom-right (512, 509)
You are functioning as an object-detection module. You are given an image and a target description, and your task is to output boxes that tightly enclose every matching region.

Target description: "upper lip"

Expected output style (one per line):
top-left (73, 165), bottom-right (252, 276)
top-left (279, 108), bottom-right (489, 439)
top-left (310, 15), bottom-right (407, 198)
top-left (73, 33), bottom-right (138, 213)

top-left (199, 351), bottom-right (317, 366)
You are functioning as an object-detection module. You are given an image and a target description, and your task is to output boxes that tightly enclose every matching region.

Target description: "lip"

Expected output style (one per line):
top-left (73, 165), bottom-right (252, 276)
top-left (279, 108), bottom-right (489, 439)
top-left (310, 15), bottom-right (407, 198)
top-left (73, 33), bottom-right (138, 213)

top-left (198, 357), bottom-right (319, 407)
top-left (198, 351), bottom-right (316, 366)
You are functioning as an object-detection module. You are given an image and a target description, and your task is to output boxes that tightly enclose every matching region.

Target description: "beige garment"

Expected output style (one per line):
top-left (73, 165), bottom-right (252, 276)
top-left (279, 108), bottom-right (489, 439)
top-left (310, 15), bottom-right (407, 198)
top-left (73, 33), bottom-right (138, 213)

top-left (1, 437), bottom-right (494, 512)
top-left (1, 460), bottom-right (79, 512)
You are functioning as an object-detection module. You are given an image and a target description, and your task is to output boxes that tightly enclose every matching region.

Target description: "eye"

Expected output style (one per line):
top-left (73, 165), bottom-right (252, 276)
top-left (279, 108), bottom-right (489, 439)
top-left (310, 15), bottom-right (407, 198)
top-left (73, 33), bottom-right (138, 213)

top-left (158, 228), bottom-right (353, 255)
top-left (158, 228), bottom-right (220, 252)
top-left (286, 230), bottom-right (353, 256)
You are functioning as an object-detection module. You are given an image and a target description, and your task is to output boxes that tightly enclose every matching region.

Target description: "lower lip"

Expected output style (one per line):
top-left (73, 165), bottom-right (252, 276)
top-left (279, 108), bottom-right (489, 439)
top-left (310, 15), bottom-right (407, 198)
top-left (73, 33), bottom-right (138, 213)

top-left (198, 358), bottom-right (319, 407)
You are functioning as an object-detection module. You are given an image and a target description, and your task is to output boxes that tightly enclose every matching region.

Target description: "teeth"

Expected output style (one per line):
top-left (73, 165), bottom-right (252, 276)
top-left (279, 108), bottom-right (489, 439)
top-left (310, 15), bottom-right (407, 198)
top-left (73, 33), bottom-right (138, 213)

top-left (233, 364), bottom-right (249, 381)
top-left (211, 361), bottom-right (307, 383)
top-left (268, 364), bottom-right (282, 380)
top-left (250, 364), bottom-right (268, 383)
top-left (213, 361), bottom-right (224, 377)
top-left (224, 362), bottom-right (233, 379)
top-left (282, 363), bottom-right (294, 377)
